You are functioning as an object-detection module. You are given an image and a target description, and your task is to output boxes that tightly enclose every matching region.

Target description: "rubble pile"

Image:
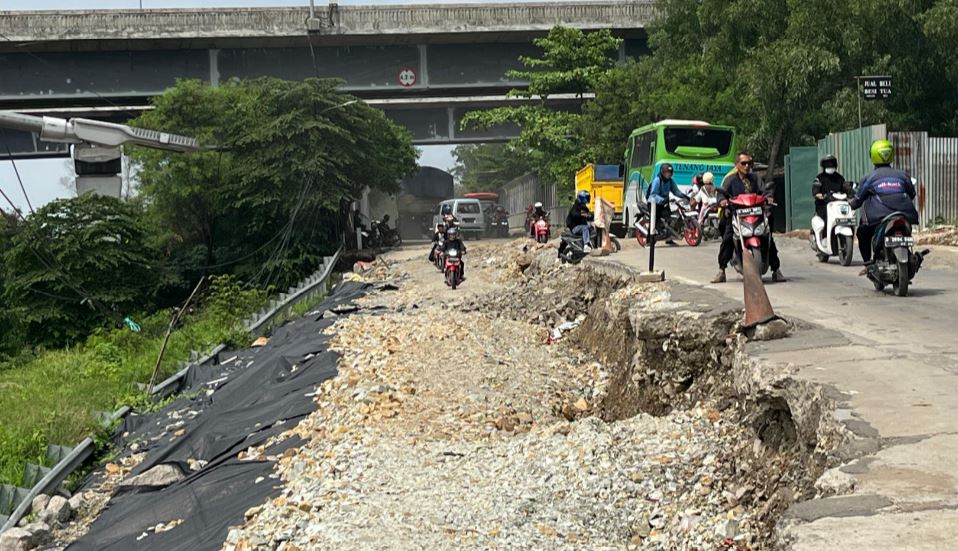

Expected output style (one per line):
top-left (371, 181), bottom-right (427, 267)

top-left (219, 241), bottom-right (821, 550)
top-left (916, 225), bottom-right (958, 247)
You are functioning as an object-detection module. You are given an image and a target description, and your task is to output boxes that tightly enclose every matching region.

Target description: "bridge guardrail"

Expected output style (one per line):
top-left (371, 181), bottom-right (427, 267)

top-left (0, 247), bottom-right (342, 534)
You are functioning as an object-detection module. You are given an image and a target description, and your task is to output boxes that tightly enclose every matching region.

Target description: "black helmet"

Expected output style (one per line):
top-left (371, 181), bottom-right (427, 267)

top-left (445, 226), bottom-right (460, 240)
top-left (660, 163), bottom-right (674, 175)
top-left (820, 154), bottom-right (838, 169)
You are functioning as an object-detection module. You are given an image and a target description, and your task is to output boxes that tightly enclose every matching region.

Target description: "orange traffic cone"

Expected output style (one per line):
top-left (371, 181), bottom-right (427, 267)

top-left (740, 248), bottom-right (781, 329)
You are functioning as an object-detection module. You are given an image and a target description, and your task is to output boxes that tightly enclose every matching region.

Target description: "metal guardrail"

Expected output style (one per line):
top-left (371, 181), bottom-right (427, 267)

top-left (0, 247), bottom-right (342, 533)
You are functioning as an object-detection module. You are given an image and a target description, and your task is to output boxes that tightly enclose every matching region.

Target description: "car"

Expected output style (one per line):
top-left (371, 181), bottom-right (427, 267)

top-left (433, 198), bottom-right (486, 239)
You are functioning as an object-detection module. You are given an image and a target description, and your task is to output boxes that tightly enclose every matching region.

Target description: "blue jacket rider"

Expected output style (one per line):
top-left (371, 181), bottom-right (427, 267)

top-left (849, 139), bottom-right (919, 262)
top-left (647, 163), bottom-right (688, 237)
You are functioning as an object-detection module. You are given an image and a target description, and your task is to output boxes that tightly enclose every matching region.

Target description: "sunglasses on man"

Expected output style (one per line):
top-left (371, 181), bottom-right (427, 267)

top-left (738, 160), bottom-right (754, 166)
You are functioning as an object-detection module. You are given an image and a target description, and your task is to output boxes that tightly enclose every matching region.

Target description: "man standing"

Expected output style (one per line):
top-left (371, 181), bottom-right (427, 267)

top-left (711, 151), bottom-right (786, 283)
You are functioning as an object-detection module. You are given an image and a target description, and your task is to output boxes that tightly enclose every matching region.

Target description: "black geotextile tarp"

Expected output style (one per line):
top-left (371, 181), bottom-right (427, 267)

top-left (68, 281), bottom-right (373, 551)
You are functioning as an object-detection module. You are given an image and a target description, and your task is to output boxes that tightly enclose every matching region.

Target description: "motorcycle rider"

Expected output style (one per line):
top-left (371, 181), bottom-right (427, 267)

top-left (690, 171), bottom-right (716, 208)
top-left (529, 201), bottom-right (549, 237)
top-left (848, 139), bottom-right (919, 263)
top-left (443, 225), bottom-right (467, 279)
top-left (812, 155), bottom-right (851, 240)
top-left (566, 190), bottom-right (594, 253)
top-left (429, 222), bottom-right (446, 262)
top-left (711, 151), bottom-right (787, 283)
top-left (648, 163), bottom-right (690, 244)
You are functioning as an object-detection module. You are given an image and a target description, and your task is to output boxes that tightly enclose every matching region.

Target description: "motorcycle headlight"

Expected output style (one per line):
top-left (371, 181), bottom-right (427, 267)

top-left (753, 221), bottom-right (767, 235)
top-left (448, 249), bottom-right (459, 257)
top-left (736, 223), bottom-right (753, 238)
top-left (840, 205), bottom-right (850, 215)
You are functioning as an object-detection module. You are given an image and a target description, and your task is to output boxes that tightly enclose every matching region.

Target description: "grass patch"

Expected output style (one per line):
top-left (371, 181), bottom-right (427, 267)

top-left (0, 275), bottom-right (267, 487)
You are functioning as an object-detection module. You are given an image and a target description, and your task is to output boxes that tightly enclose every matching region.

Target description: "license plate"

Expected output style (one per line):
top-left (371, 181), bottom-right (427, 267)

top-left (463, 218), bottom-right (475, 223)
top-left (884, 235), bottom-right (913, 247)
top-left (737, 207), bottom-right (763, 215)
top-left (835, 218), bottom-right (855, 226)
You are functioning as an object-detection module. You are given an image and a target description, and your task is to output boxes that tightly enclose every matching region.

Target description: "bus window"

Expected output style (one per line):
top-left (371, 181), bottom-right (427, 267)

top-left (631, 132), bottom-right (654, 168)
top-left (663, 127), bottom-right (733, 157)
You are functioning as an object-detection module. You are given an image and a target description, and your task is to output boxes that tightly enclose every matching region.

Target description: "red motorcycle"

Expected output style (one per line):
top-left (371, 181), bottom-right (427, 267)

top-left (443, 243), bottom-right (464, 289)
top-left (728, 193), bottom-right (772, 276)
top-left (533, 217), bottom-right (551, 243)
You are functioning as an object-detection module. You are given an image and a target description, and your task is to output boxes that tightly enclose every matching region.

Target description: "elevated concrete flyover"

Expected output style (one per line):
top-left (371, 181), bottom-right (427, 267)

top-left (0, 2), bottom-right (651, 157)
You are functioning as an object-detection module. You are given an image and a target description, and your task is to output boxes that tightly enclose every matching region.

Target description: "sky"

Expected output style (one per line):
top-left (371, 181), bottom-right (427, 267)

top-left (0, 0), bottom-right (543, 212)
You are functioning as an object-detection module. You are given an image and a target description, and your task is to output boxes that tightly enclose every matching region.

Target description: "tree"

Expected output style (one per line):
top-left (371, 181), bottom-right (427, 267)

top-left (0, 210), bottom-right (21, 359)
top-left (451, 143), bottom-right (531, 193)
top-left (130, 77), bottom-right (417, 292)
top-left (2, 195), bottom-right (161, 347)
top-left (463, 27), bottom-right (621, 192)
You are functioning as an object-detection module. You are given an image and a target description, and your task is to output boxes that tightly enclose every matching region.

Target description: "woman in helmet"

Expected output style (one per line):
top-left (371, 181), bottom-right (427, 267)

top-left (566, 190), bottom-right (595, 252)
top-left (849, 140), bottom-right (918, 262)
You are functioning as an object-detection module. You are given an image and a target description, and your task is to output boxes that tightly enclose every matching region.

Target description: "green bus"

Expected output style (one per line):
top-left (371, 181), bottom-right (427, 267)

top-left (622, 119), bottom-right (738, 234)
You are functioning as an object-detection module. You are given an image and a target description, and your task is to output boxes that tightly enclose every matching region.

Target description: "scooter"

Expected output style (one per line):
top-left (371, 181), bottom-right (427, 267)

top-left (634, 199), bottom-right (702, 247)
top-left (810, 192), bottom-right (856, 266)
top-left (729, 193), bottom-right (773, 277)
top-left (533, 217), bottom-right (551, 243)
top-left (443, 243), bottom-right (464, 289)
top-left (865, 213), bottom-right (929, 297)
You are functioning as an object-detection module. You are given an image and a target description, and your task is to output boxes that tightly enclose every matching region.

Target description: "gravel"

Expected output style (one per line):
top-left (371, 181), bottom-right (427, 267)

top-left (222, 242), bottom-right (772, 550)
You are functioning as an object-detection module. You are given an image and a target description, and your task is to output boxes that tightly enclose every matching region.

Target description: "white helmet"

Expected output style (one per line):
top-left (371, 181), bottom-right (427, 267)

top-left (702, 172), bottom-right (714, 184)
top-left (534, 201), bottom-right (543, 209)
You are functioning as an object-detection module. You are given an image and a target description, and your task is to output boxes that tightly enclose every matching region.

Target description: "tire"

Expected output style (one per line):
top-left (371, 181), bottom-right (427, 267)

top-left (894, 260), bottom-right (909, 297)
top-left (816, 252), bottom-right (829, 263)
top-left (683, 220), bottom-right (702, 247)
top-left (838, 235), bottom-right (854, 266)
top-left (873, 279), bottom-right (886, 291)
top-left (610, 235), bottom-right (621, 253)
top-left (446, 270), bottom-right (456, 289)
top-left (537, 234), bottom-right (547, 244)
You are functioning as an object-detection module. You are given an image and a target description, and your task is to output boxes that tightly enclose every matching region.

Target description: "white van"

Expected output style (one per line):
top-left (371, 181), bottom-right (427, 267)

top-left (433, 198), bottom-right (486, 239)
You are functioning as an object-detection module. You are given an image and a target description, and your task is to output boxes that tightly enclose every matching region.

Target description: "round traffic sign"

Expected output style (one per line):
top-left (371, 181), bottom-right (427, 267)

top-left (398, 68), bottom-right (417, 88)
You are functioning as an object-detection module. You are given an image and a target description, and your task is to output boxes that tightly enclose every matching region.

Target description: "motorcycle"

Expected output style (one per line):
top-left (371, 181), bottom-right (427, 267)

top-left (492, 211), bottom-right (511, 238)
top-left (371, 219), bottom-right (402, 248)
top-left (809, 192), bottom-right (856, 266)
top-left (692, 190), bottom-right (722, 241)
top-left (429, 237), bottom-right (445, 270)
top-left (864, 213), bottom-right (930, 297)
top-left (557, 224), bottom-right (621, 264)
top-left (728, 193), bottom-right (773, 276)
top-left (634, 198), bottom-right (702, 247)
top-left (443, 243), bottom-right (464, 289)
top-left (533, 216), bottom-right (551, 243)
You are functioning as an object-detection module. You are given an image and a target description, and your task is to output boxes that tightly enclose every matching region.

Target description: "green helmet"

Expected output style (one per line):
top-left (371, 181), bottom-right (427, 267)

top-left (870, 139), bottom-right (894, 165)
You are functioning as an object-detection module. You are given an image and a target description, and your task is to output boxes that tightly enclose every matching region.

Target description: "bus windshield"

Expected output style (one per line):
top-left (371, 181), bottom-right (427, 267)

top-left (663, 127), bottom-right (734, 157)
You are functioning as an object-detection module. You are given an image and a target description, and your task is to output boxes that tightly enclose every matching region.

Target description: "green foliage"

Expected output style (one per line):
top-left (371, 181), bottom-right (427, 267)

top-left (131, 77), bottom-right (417, 293)
top-left (2, 194), bottom-right (162, 347)
top-left (463, 27), bottom-right (621, 192)
top-left (451, 143), bottom-right (533, 193)
top-left (0, 211), bottom-right (20, 359)
top-left (0, 273), bottom-right (267, 487)
top-left (583, 0), bottom-right (958, 171)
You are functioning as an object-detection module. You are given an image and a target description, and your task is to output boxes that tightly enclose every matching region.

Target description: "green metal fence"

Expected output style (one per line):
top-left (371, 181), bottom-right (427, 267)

top-left (784, 146), bottom-right (819, 230)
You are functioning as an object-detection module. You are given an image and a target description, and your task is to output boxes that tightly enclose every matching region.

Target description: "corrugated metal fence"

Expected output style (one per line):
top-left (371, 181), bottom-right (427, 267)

top-left (890, 131), bottom-right (958, 227)
top-left (785, 124), bottom-right (958, 229)
top-left (818, 124), bottom-right (887, 183)
top-left (498, 172), bottom-right (564, 231)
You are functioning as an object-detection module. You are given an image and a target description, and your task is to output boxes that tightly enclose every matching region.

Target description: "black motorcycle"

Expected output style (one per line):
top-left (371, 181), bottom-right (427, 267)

top-left (865, 213), bottom-right (930, 297)
top-left (557, 224), bottom-right (621, 264)
top-left (371, 219), bottom-right (402, 248)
